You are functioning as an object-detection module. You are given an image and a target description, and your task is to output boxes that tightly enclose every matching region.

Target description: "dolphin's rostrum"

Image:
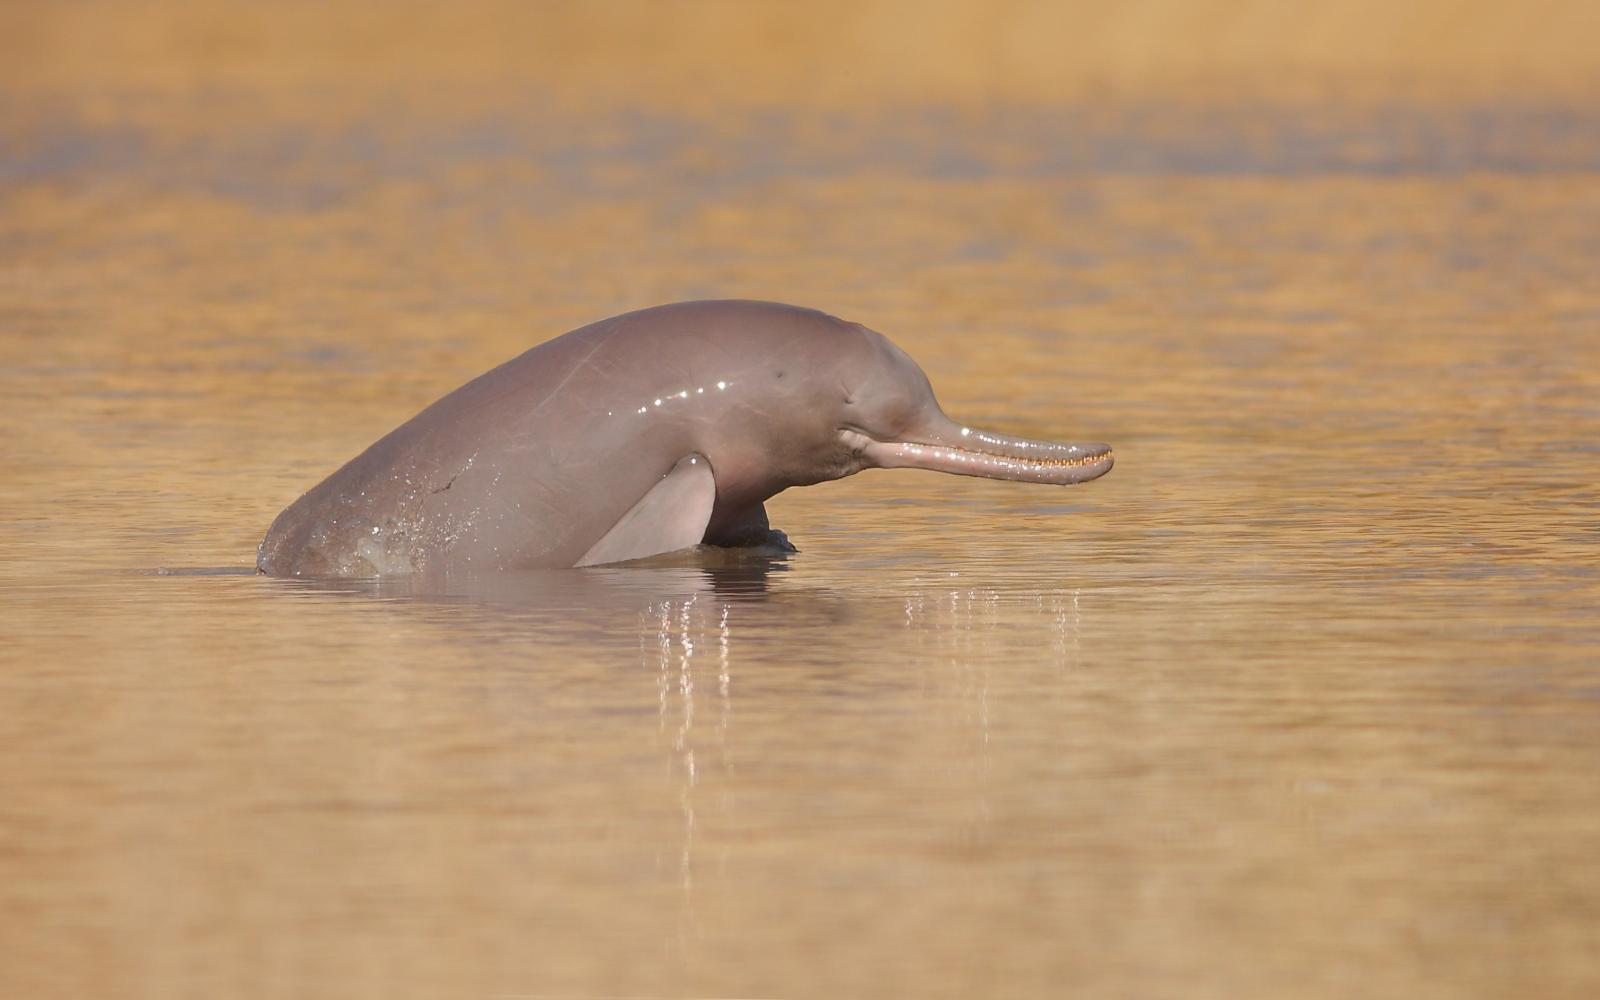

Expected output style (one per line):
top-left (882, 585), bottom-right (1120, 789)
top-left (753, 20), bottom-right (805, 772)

top-left (257, 300), bottom-right (1113, 577)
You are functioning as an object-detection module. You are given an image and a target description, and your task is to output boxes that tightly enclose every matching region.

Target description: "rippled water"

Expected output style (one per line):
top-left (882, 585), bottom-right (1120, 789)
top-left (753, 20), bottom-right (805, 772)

top-left (5, 14), bottom-right (1600, 999)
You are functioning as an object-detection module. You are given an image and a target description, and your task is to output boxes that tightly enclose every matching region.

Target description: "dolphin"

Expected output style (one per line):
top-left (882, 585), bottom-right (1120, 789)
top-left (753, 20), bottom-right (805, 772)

top-left (257, 300), bottom-right (1112, 577)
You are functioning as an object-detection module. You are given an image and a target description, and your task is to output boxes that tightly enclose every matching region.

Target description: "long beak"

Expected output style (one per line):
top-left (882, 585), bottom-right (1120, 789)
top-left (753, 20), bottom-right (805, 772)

top-left (860, 413), bottom-right (1113, 485)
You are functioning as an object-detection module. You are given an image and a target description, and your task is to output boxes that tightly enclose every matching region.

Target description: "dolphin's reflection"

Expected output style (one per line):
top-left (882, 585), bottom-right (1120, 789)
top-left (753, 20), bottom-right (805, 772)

top-left (899, 584), bottom-right (1087, 837)
top-left (262, 557), bottom-right (1090, 950)
top-left (641, 591), bottom-right (738, 947)
top-left (901, 583), bottom-right (1085, 667)
top-left (267, 546), bottom-right (788, 616)
top-left (643, 575), bottom-right (1090, 944)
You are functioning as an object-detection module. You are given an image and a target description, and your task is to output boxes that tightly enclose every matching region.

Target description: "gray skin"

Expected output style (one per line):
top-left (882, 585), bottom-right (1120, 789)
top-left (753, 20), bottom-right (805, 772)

top-left (257, 300), bottom-right (1113, 578)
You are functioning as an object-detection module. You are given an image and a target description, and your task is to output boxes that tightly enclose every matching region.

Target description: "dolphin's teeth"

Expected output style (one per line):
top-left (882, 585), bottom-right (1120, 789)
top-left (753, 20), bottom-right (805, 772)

top-left (925, 443), bottom-right (1112, 469)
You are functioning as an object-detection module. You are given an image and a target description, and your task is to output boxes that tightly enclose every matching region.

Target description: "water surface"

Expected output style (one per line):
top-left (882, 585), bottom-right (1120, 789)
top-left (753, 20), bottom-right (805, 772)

top-left (3, 16), bottom-right (1600, 1000)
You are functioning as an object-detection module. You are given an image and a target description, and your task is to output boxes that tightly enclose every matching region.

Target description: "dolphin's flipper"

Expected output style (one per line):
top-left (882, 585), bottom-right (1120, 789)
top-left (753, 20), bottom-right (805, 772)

top-left (575, 454), bottom-right (717, 567)
top-left (704, 502), bottom-right (798, 553)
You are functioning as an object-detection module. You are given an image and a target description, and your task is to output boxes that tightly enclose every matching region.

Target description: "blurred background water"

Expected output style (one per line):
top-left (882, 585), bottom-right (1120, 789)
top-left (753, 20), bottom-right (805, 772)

top-left (2, 2), bottom-right (1598, 997)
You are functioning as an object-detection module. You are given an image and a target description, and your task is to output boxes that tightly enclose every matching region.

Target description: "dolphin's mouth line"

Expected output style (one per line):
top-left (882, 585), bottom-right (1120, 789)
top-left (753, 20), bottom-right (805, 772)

top-left (892, 441), bottom-right (1113, 469)
top-left (842, 424), bottom-right (1114, 485)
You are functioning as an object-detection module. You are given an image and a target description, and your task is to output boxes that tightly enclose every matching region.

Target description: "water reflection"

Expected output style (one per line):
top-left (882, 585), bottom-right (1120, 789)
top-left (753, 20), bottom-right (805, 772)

top-left (263, 548), bottom-right (787, 614)
top-left (640, 592), bottom-right (732, 945)
top-left (621, 570), bottom-right (1103, 942)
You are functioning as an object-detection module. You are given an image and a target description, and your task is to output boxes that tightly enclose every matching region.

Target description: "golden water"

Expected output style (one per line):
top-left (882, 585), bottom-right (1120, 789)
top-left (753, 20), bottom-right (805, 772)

top-left (3, 4), bottom-right (1600, 998)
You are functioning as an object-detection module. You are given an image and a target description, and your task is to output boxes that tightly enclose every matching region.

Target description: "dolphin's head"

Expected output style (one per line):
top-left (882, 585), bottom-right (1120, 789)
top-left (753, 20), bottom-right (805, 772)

top-left (689, 306), bottom-right (1112, 507)
top-left (820, 323), bottom-right (1114, 488)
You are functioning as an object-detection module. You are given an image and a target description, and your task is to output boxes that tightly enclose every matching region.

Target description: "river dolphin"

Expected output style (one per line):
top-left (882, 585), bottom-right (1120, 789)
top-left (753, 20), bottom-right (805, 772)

top-left (257, 300), bottom-right (1113, 577)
